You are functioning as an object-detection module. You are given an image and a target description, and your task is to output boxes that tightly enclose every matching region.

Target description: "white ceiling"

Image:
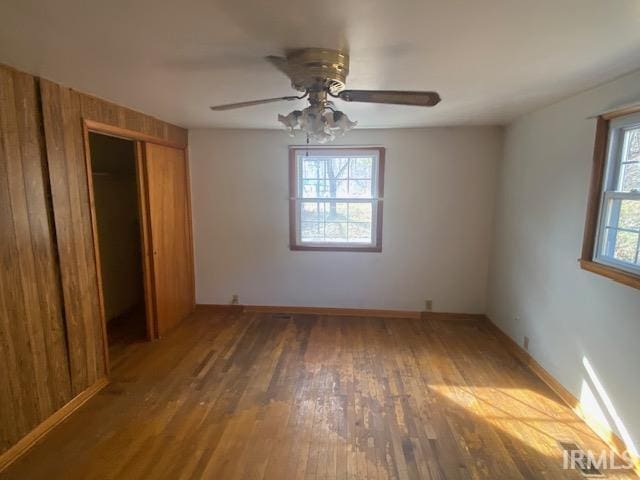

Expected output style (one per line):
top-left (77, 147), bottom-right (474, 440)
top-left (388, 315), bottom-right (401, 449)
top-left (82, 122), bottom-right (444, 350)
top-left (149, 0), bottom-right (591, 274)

top-left (2, 0), bottom-right (640, 129)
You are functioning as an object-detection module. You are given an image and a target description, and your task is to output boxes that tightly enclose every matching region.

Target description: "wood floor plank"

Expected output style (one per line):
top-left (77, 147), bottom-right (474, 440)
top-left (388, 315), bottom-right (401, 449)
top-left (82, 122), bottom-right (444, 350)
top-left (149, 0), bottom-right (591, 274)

top-left (2, 309), bottom-right (636, 479)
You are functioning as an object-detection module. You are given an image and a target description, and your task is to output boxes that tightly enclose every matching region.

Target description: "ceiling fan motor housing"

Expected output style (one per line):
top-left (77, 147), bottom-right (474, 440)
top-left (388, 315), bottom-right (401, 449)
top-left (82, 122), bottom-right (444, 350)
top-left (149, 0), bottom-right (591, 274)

top-left (285, 48), bottom-right (349, 95)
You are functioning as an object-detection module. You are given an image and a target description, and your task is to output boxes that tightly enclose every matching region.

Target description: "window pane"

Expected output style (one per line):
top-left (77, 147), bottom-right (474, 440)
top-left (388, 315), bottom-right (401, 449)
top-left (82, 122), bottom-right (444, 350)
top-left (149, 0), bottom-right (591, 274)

top-left (605, 198), bottom-right (640, 230)
top-left (349, 157), bottom-right (373, 178)
top-left (623, 128), bottom-right (640, 163)
top-left (333, 180), bottom-right (348, 198)
top-left (324, 202), bottom-right (348, 222)
top-left (348, 179), bottom-right (372, 198)
top-left (348, 222), bottom-right (372, 242)
top-left (348, 203), bottom-right (372, 222)
top-left (328, 158), bottom-right (348, 179)
top-left (301, 202), bottom-right (321, 222)
top-left (602, 228), bottom-right (638, 263)
top-left (619, 199), bottom-right (640, 229)
top-left (302, 158), bottom-right (323, 179)
top-left (325, 222), bottom-right (348, 242)
top-left (619, 162), bottom-right (639, 192)
top-left (301, 222), bottom-right (323, 242)
top-left (302, 180), bottom-right (317, 197)
top-left (618, 128), bottom-right (640, 192)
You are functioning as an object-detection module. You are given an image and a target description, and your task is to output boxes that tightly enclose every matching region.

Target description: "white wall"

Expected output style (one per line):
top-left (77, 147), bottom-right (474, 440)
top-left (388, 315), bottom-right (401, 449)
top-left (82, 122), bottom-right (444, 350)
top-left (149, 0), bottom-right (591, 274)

top-left (488, 69), bottom-right (640, 455)
top-left (190, 127), bottom-right (502, 313)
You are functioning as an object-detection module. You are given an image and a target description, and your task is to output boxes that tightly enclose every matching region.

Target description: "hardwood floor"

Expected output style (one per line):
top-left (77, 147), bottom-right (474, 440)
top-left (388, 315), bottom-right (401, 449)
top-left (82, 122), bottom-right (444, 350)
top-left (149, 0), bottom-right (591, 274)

top-left (2, 308), bottom-right (634, 479)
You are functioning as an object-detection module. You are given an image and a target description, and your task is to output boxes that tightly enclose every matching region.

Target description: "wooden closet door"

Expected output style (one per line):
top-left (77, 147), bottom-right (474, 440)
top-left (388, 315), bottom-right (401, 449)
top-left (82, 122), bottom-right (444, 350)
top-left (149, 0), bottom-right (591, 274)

top-left (144, 143), bottom-right (194, 336)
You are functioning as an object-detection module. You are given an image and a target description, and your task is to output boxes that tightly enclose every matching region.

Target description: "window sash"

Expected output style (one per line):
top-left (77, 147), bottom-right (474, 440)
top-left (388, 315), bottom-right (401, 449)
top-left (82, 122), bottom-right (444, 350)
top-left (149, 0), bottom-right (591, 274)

top-left (594, 113), bottom-right (640, 274)
top-left (603, 113), bottom-right (640, 192)
top-left (296, 153), bottom-right (381, 201)
top-left (295, 199), bottom-right (380, 247)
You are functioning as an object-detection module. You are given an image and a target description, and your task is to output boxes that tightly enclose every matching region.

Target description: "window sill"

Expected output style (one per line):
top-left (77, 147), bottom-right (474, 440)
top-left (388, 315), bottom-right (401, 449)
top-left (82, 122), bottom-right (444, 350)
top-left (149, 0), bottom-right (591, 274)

top-left (290, 244), bottom-right (382, 253)
top-left (579, 259), bottom-right (640, 290)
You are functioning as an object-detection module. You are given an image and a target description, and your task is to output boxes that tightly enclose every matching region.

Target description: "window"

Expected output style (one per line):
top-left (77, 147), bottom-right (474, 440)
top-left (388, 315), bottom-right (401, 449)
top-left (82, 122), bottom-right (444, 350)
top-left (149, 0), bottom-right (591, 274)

top-left (581, 108), bottom-right (640, 288)
top-left (594, 113), bottom-right (640, 273)
top-left (289, 147), bottom-right (384, 252)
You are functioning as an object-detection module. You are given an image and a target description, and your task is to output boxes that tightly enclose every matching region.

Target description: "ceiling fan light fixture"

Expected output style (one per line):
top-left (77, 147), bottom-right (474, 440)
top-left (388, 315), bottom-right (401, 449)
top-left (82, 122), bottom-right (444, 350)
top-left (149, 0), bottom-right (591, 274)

top-left (277, 110), bottom-right (303, 136)
top-left (278, 105), bottom-right (357, 143)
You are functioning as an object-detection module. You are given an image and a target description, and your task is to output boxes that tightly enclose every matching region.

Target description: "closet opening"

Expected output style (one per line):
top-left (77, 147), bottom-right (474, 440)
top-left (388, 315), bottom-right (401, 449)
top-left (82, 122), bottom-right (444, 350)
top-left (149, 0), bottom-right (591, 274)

top-left (88, 132), bottom-right (150, 360)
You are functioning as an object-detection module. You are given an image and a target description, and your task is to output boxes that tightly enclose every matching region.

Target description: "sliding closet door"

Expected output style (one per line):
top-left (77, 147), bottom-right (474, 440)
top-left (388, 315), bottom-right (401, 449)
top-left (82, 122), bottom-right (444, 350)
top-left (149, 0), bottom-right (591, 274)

top-left (144, 143), bottom-right (194, 336)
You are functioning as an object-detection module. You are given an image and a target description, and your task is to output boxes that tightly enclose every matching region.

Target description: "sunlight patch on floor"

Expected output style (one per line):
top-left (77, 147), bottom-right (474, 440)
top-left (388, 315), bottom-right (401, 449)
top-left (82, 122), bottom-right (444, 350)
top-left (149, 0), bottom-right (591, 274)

top-left (430, 384), bottom-right (592, 456)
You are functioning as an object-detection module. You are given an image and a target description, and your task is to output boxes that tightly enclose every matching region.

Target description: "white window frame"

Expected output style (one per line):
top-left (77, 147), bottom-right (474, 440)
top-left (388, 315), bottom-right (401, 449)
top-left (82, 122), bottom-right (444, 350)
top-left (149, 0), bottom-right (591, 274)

top-left (593, 112), bottom-right (640, 275)
top-left (289, 146), bottom-right (384, 252)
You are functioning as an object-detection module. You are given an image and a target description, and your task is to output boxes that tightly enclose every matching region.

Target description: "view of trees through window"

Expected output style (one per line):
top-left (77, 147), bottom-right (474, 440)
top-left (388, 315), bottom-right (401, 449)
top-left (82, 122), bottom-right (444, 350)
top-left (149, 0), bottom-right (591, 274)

top-left (296, 153), bottom-right (378, 244)
top-left (600, 126), bottom-right (640, 267)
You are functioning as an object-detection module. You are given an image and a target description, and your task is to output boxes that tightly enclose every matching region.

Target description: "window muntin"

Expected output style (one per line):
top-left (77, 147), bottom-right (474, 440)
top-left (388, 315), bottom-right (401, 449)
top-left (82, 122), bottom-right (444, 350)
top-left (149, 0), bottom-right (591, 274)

top-left (594, 113), bottom-right (640, 274)
top-left (290, 148), bottom-right (383, 250)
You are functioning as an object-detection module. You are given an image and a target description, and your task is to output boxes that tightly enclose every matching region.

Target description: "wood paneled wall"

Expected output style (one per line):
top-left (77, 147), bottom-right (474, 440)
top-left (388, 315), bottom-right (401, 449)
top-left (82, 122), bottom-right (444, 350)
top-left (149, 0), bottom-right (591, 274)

top-left (40, 80), bottom-right (106, 394)
top-left (0, 67), bottom-right (72, 453)
top-left (0, 63), bottom-right (188, 463)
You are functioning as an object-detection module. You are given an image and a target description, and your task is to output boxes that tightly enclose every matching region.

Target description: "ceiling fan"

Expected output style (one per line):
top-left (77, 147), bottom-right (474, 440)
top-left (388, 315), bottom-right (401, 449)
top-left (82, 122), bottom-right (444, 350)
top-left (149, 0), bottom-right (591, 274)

top-left (210, 48), bottom-right (441, 143)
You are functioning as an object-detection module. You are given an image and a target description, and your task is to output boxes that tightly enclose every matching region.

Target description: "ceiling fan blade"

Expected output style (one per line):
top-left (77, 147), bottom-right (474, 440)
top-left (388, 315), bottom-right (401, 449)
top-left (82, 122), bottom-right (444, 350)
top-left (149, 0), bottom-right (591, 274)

top-left (338, 90), bottom-right (441, 107)
top-left (210, 95), bottom-right (303, 111)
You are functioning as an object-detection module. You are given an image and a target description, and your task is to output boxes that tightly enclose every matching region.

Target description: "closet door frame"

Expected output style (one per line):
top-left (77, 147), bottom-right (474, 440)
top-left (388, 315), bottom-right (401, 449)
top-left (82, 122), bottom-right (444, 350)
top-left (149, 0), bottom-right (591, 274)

top-left (82, 120), bottom-right (191, 369)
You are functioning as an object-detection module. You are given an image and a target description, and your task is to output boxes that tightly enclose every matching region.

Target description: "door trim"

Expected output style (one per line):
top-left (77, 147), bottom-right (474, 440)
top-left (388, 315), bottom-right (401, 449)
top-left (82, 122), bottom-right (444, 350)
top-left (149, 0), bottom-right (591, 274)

top-left (82, 120), bottom-right (169, 361)
top-left (84, 119), bottom-right (186, 149)
top-left (81, 125), bottom-right (111, 375)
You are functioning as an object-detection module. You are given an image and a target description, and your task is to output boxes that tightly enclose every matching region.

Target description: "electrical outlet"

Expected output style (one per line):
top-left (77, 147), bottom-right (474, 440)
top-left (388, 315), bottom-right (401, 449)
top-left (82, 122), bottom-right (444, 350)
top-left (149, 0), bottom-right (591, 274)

top-left (231, 294), bottom-right (239, 305)
top-left (425, 300), bottom-right (433, 311)
top-left (523, 336), bottom-right (530, 351)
